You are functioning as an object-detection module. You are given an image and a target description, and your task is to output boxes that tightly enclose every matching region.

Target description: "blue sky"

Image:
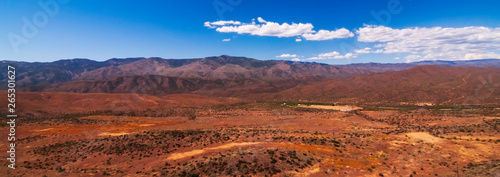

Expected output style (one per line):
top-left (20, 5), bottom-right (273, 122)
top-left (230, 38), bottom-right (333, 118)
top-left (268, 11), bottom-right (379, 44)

top-left (1, 0), bottom-right (500, 64)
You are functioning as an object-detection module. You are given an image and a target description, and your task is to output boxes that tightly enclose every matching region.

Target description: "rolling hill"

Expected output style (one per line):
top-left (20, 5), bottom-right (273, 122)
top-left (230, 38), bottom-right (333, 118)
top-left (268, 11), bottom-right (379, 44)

top-left (265, 65), bottom-right (500, 105)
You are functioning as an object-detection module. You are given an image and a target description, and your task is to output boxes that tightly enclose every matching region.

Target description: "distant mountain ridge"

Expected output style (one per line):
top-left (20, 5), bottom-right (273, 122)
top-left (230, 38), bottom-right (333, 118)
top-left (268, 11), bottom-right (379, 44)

top-left (413, 59), bottom-right (500, 67)
top-left (3, 56), bottom-right (500, 103)
top-left (0, 55), bottom-right (407, 86)
top-left (3, 55), bottom-right (499, 87)
top-left (0, 57), bottom-right (143, 86)
top-left (72, 56), bottom-right (409, 82)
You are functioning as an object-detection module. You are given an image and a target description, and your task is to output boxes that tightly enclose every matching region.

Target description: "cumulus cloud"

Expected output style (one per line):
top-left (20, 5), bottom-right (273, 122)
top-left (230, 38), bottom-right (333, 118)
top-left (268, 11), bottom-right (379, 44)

top-left (209, 21), bottom-right (500, 61)
top-left (309, 51), bottom-right (358, 60)
top-left (257, 17), bottom-right (267, 23)
top-left (404, 55), bottom-right (422, 62)
top-left (204, 20), bottom-right (242, 28)
top-left (302, 29), bottom-right (354, 41)
top-left (205, 17), bottom-right (354, 40)
top-left (354, 47), bottom-right (372, 54)
top-left (276, 54), bottom-right (298, 58)
top-left (276, 54), bottom-right (302, 61)
top-left (215, 21), bottom-right (313, 37)
top-left (464, 52), bottom-right (500, 60)
top-left (222, 38), bottom-right (231, 42)
top-left (357, 25), bottom-right (500, 61)
top-left (310, 47), bottom-right (379, 60)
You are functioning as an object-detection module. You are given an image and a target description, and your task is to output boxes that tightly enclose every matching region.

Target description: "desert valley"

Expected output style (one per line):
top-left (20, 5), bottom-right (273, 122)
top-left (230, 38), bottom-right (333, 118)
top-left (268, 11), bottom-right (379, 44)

top-left (0, 56), bottom-right (498, 176)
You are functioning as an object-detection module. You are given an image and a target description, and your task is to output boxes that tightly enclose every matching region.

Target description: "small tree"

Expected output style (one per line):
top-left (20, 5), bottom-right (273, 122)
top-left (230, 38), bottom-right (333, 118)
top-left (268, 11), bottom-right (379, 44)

top-left (186, 108), bottom-right (196, 120)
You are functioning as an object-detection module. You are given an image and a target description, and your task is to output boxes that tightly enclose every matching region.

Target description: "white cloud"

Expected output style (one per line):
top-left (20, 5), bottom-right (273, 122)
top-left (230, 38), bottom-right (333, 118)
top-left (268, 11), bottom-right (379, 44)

top-left (343, 53), bottom-right (357, 59)
top-left (204, 20), bottom-right (242, 28)
top-left (404, 55), bottom-right (422, 62)
top-left (215, 21), bottom-right (313, 38)
top-left (257, 17), bottom-right (267, 23)
top-left (276, 54), bottom-right (302, 61)
top-left (301, 29), bottom-right (354, 41)
top-left (222, 38), bottom-right (231, 42)
top-left (309, 51), bottom-right (358, 60)
top-left (206, 18), bottom-right (354, 41)
top-left (277, 54), bottom-right (298, 58)
top-left (295, 38), bottom-right (302, 42)
top-left (464, 52), bottom-right (500, 60)
top-left (204, 22), bottom-right (213, 28)
top-left (394, 57), bottom-right (400, 60)
top-left (373, 44), bottom-right (385, 48)
top-left (354, 47), bottom-right (372, 54)
top-left (357, 25), bottom-right (500, 61)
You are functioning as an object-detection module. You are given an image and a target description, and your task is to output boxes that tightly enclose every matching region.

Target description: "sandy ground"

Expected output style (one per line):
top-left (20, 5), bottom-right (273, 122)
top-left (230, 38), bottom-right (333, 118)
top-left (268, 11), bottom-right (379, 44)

top-left (405, 132), bottom-right (442, 143)
top-left (167, 142), bottom-right (262, 160)
top-left (1, 108), bottom-right (498, 177)
top-left (297, 104), bottom-right (363, 111)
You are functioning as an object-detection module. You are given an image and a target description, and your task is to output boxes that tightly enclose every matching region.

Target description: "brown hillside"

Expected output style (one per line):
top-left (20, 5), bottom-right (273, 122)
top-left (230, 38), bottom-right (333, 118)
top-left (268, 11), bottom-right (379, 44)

top-left (1, 91), bottom-right (245, 116)
top-left (265, 65), bottom-right (500, 104)
top-left (20, 75), bottom-right (264, 95)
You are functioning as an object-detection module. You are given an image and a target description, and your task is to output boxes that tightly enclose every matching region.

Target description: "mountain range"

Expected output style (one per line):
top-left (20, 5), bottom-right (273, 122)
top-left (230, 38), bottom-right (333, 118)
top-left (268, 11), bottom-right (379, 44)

top-left (3, 55), bottom-right (500, 105)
